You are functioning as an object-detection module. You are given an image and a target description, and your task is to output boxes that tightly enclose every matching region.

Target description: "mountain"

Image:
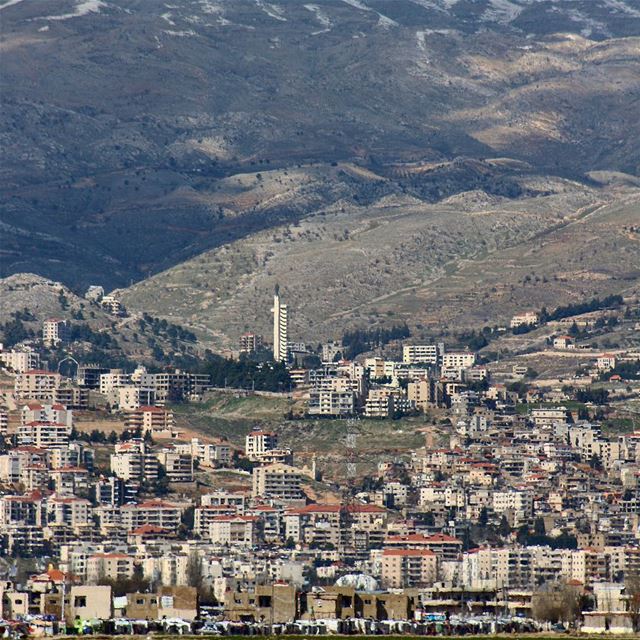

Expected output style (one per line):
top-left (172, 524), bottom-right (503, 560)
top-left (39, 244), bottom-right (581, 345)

top-left (2, 0), bottom-right (640, 291)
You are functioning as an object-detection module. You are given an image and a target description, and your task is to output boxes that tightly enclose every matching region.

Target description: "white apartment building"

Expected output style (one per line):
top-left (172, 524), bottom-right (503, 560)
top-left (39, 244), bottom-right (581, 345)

top-left (208, 515), bottom-right (259, 546)
top-left (0, 347), bottom-right (40, 373)
top-left (42, 319), bottom-right (68, 347)
top-left (245, 430), bottom-right (278, 460)
top-left (402, 344), bottom-right (442, 365)
top-left (99, 371), bottom-right (131, 395)
top-left (17, 422), bottom-right (70, 448)
top-left (21, 402), bottom-right (72, 429)
top-left (510, 312), bottom-right (539, 328)
top-left (174, 438), bottom-right (231, 467)
top-left (252, 463), bottom-right (304, 503)
top-left (308, 390), bottom-right (355, 417)
top-left (441, 352), bottom-right (476, 370)
top-left (117, 385), bottom-right (155, 411)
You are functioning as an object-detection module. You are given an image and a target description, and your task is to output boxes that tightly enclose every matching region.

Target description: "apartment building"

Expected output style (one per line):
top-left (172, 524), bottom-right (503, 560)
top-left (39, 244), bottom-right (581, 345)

top-left (308, 390), bottom-right (355, 417)
top-left (0, 347), bottom-right (40, 373)
top-left (173, 438), bottom-right (231, 468)
top-left (17, 422), bottom-right (70, 449)
top-left (208, 515), bottom-right (261, 547)
top-left (120, 499), bottom-right (184, 532)
top-left (510, 312), bottom-right (539, 328)
top-left (239, 333), bottom-right (263, 355)
top-left (42, 319), bottom-right (68, 347)
top-left (441, 352), bottom-right (476, 370)
top-left (110, 440), bottom-right (159, 485)
top-left (117, 385), bottom-right (155, 412)
top-left (125, 406), bottom-right (176, 438)
top-left (156, 448), bottom-right (194, 483)
top-left (14, 370), bottom-right (62, 401)
top-left (402, 344), bottom-right (442, 365)
top-left (252, 463), bottom-right (305, 504)
top-left (246, 430), bottom-right (278, 460)
top-left (21, 402), bottom-right (72, 429)
top-left (381, 549), bottom-right (437, 588)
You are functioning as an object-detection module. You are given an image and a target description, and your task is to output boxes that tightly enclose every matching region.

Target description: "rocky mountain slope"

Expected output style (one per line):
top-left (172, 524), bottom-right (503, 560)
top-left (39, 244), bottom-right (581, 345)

top-left (2, 0), bottom-right (640, 292)
top-left (117, 173), bottom-right (640, 347)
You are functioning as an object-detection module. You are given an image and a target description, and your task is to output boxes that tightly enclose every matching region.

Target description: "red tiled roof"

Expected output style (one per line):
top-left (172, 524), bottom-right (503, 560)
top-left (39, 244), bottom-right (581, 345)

top-left (382, 548), bottom-right (435, 557)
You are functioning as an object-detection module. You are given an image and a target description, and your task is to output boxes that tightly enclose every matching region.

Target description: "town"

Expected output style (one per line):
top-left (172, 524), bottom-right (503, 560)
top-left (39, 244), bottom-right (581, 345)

top-left (0, 283), bottom-right (640, 636)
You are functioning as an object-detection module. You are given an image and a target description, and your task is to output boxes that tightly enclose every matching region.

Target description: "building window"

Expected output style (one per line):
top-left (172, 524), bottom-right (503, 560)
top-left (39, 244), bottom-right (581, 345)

top-left (74, 596), bottom-right (87, 608)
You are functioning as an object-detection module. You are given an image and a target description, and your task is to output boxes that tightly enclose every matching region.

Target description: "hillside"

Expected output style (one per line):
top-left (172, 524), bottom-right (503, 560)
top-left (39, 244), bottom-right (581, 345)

top-left (2, 0), bottom-right (640, 291)
top-left (118, 174), bottom-right (640, 347)
top-left (0, 273), bottom-right (201, 367)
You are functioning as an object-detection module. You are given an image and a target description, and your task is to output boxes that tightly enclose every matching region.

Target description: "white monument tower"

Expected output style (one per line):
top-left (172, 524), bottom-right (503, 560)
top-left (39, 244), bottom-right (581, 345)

top-left (272, 285), bottom-right (288, 362)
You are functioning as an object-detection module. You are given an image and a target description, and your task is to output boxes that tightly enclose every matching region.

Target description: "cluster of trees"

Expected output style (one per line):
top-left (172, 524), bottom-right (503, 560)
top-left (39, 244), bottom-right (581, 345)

top-left (604, 360), bottom-right (640, 381)
top-left (341, 323), bottom-right (410, 360)
top-left (575, 387), bottom-right (610, 405)
top-left (0, 311), bottom-right (36, 347)
top-left (456, 328), bottom-right (491, 351)
top-left (542, 294), bottom-right (623, 323)
top-left (68, 322), bottom-right (118, 349)
top-left (200, 353), bottom-right (292, 391)
top-left (139, 313), bottom-right (197, 343)
top-left (517, 526), bottom-right (578, 550)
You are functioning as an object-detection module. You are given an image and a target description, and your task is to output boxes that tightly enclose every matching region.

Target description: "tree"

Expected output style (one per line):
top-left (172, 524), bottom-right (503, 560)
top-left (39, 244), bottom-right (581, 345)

top-left (532, 582), bottom-right (584, 627)
top-left (626, 574), bottom-right (640, 632)
top-left (186, 552), bottom-right (204, 590)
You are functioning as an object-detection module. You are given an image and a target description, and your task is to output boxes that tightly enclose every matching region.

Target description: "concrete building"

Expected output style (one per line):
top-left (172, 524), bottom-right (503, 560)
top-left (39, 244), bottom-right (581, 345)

top-left (14, 370), bottom-right (62, 401)
top-left (42, 319), bottom-right (68, 347)
top-left (245, 429), bottom-right (278, 460)
top-left (271, 285), bottom-right (288, 363)
top-left (252, 463), bottom-right (305, 504)
top-left (510, 312), bottom-right (539, 329)
top-left (239, 333), bottom-right (263, 354)
top-left (0, 347), bottom-right (40, 373)
top-left (402, 344), bottom-right (442, 365)
top-left (125, 406), bottom-right (176, 438)
top-left (381, 549), bottom-right (437, 588)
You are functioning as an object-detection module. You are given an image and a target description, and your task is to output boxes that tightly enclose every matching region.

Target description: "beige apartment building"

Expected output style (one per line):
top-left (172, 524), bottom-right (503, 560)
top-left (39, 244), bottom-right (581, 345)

top-left (252, 463), bottom-right (305, 504)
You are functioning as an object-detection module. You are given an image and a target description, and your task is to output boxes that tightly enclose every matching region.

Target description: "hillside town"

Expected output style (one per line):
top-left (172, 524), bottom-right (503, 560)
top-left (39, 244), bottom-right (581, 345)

top-left (0, 287), bottom-right (640, 636)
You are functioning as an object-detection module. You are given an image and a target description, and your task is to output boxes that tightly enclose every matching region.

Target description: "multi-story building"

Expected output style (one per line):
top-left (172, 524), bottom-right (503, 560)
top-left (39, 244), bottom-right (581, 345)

top-left (0, 347), bottom-right (40, 373)
top-left (308, 390), bottom-right (355, 417)
top-left (120, 499), bottom-right (184, 532)
top-left (441, 352), bottom-right (476, 370)
top-left (156, 448), bottom-right (194, 483)
top-left (272, 286), bottom-right (288, 363)
top-left (239, 333), bottom-right (263, 355)
top-left (17, 422), bottom-right (70, 448)
top-left (208, 515), bottom-right (261, 546)
top-left (0, 409), bottom-right (8, 436)
top-left (252, 463), bottom-right (304, 504)
top-left (110, 440), bottom-right (159, 485)
top-left (99, 370), bottom-right (131, 395)
top-left (125, 406), bottom-right (176, 437)
top-left (381, 549), bottom-right (437, 588)
top-left (402, 344), bottom-right (442, 366)
top-left (100, 295), bottom-right (126, 316)
top-left (245, 430), bottom-right (278, 461)
top-left (510, 312), bottom-right (539, 329)
top-left (117, 385), bottom-right (155, 411)
top-left (42, 319), bottom-right (68, 347)
top-left (14, 370), bottom-right (62, 401)
top-left (21, 402), bottom-right (72, 429)
top-left (173, 438), bottom-right (231, 468)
